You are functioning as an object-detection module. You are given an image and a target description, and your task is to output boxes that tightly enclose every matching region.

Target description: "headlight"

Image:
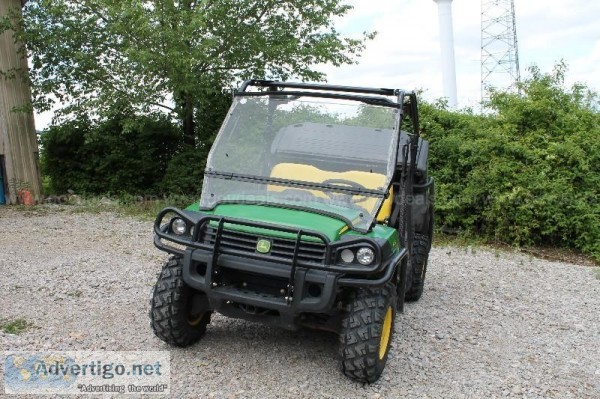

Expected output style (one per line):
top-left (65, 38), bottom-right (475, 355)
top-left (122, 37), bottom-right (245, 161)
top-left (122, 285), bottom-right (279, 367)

top-left (171, 218), bottom-right (187, 235)
top-left (340, 249), bottom-right (355, 263)
top-left (356, 247), bottom-right (375, 265)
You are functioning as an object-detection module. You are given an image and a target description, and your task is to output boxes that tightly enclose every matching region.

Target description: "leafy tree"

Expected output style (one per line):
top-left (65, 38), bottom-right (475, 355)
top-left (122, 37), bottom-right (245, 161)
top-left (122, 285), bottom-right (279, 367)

top-left (3, 0), bottom-right (374, 145)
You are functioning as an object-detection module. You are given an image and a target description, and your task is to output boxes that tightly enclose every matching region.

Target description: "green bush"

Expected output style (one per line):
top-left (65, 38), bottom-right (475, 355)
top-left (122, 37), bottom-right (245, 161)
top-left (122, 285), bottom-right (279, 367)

top-left (41, 114), bottom-right (181, 195)
top-left (40, 93), bottom-right (232, 198)
top-left (161, 145), bottom-right (208, 196)
top-left (422, 64), bottom-right (600, 261)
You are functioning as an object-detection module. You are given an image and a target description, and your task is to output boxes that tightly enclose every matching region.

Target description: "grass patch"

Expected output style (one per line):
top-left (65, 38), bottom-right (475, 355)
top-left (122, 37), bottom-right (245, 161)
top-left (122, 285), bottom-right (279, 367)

top-left (0, 318), bottom-right (34, 334)
top-left (434, 231), bottom-right (598, 266)
top-left (433, 231), bottom-right (488, 248)
top-left (9, 195), bottom-right (198, 221)
top-left (117, 197), bottom-right (196, 220)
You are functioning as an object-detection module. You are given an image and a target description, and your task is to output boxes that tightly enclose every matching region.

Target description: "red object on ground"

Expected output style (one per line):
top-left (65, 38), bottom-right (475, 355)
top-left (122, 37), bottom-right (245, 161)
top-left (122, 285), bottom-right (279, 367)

top-left (18, 190), bottom-right (35, 206)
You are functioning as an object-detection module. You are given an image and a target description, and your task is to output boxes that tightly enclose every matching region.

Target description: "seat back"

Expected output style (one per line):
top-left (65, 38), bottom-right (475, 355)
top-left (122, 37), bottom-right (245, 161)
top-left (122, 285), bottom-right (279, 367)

top-left (269, 163), bottom-right (393, 223)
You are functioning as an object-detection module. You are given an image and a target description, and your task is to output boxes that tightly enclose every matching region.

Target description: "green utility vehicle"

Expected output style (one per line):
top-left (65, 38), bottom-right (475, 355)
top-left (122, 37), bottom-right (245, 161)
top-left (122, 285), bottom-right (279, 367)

top-left (150, 80), bottom-right (434, 383)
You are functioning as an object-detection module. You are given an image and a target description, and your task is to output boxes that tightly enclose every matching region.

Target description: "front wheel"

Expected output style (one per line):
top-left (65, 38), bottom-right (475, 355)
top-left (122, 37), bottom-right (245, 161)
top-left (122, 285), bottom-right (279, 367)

top-left (338, 283), bottom-right (397, 383)
top-left (149, 256), bottom-right (212, 347)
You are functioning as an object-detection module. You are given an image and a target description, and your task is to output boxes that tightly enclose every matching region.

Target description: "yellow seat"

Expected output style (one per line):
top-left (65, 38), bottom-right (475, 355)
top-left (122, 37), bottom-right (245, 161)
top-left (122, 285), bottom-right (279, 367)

top-left (269, 163), bottom-right (393, 223)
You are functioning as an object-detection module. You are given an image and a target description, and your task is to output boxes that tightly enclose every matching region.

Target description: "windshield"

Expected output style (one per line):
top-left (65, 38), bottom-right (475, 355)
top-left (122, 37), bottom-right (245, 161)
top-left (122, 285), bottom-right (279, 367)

top-left (200, 95), bottom-right (400, 231)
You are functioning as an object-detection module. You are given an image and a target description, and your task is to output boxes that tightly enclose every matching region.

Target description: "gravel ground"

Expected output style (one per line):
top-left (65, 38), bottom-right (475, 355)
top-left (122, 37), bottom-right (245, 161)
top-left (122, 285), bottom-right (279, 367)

top-left (0, 207), bottom-right (599, 398)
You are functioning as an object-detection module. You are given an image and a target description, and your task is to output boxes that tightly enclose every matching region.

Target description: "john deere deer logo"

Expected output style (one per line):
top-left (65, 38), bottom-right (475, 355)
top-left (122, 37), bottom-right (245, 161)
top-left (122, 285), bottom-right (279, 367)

top-left (256, 239), bottom-right (271, 253)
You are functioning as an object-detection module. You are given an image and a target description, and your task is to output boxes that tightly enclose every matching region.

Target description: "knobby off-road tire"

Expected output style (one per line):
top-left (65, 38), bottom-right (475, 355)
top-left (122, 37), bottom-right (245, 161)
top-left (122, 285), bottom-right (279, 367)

top-left (405, 234), bottom-right (431, 302)
top-left (150, 256), bottom-right (212, 347)
top-left (339, 283), bottom-right (397, 383)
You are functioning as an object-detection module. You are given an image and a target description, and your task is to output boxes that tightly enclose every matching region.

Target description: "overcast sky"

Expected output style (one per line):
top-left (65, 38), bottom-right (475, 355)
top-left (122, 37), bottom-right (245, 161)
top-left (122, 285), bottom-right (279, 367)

top-left (319, 0), bottom-right (600, 109)
top-left (34, 0), bottom-right (599, 128)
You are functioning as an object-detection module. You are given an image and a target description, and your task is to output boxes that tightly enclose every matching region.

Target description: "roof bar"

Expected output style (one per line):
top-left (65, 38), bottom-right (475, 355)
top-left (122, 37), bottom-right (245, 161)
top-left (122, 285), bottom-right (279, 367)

top-left (238, 79), bottom-right (400, 97)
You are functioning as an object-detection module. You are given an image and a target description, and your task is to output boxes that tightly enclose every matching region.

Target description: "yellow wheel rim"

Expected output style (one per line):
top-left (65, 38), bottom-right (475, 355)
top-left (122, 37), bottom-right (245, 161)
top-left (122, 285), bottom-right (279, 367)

top-left (187, 313), bottom-right (204, 326)
top-left (378, 306), bottom-right (393, 360)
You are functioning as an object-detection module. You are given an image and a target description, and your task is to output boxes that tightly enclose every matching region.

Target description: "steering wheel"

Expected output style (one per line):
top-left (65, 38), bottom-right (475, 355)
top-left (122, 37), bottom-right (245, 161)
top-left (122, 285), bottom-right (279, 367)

top-left (322, 179), bottom-right (367, 191)
top-left (322, 179), bottom-right (370, 204)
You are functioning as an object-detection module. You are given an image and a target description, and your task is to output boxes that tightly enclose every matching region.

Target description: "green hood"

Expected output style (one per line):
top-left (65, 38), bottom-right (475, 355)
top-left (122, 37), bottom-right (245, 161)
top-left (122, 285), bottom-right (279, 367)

top-left (188, 203), bottom-right (349, 242)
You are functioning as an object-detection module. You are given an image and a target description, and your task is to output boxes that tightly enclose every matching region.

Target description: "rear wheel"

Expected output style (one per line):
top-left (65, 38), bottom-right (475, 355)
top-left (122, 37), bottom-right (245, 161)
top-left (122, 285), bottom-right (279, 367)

top-left (405, 234), bottom-right (431, 302)
top-left (149, 256), bottom-right (212, 347)
top-left (339, 284), bottom-right (396, 383)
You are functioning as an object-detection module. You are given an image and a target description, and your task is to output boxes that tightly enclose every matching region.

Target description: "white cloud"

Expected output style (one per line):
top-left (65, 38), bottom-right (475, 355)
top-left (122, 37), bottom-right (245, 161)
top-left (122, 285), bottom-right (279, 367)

top-left (319, 1), bottom-right (444, 96)
top-left (319, 0), bottom-right (600, 109)
top-left (34, 110), bottom-right (53, 131)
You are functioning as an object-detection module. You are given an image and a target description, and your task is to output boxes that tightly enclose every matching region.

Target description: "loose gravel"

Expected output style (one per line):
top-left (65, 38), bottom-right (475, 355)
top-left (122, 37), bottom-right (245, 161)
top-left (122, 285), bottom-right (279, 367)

top-left (0, 206), bottom-right (599, 398)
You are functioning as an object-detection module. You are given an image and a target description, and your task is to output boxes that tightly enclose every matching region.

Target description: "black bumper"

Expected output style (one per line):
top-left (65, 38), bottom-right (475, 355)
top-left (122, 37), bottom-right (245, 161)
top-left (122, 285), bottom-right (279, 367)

top-left (153, 207), bottom-right (406, 329)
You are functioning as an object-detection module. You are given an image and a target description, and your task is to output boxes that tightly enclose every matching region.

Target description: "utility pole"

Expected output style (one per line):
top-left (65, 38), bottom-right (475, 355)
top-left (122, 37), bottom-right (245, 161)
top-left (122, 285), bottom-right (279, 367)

top-left (0, 0), bottom-right (42, 204)
top-left (481, 0), bottom-right (521, 104)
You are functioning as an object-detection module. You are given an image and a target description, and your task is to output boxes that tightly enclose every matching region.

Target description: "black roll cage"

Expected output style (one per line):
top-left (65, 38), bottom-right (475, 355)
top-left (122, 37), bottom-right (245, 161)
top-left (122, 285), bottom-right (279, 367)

top-left (236, 79), bottom-right (420, 148)
top-left (234, 80), bottom-right (421, 233)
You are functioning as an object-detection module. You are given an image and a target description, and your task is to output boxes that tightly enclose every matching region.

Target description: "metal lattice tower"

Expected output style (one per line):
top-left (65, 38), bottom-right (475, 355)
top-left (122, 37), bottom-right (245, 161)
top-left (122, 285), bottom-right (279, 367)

top-left (481, 0), bottom-right (521, 103)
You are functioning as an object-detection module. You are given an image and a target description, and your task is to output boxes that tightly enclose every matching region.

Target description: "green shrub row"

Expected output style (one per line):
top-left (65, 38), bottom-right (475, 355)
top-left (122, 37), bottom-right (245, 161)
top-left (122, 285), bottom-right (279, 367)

top-left (41, 114), bottom-right (210, 197)
top-left (40, 65), bottom-right (599, 260)
top-left (422, 65), bottom-right (599, 260)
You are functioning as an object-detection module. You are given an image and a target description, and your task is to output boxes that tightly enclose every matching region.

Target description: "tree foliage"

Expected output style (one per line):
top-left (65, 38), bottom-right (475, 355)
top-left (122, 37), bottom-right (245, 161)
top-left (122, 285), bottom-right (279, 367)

top-left (41, 113), bottom-right (182, 195)
top-left (3, 0), bottom-right (373, 144)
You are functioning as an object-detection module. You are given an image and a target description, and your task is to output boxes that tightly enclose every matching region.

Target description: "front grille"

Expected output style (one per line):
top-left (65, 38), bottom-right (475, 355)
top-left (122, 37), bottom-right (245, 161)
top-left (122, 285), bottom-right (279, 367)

top-left (200, 227), bottom-right (326, 264)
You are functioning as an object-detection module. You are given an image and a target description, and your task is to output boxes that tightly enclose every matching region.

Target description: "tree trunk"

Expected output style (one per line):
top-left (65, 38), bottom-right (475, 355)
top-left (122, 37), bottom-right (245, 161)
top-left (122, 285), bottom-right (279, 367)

top-left (0, 0), bottom-right (43, 204)
top-left (179, 91), bottom-right (195, 146)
